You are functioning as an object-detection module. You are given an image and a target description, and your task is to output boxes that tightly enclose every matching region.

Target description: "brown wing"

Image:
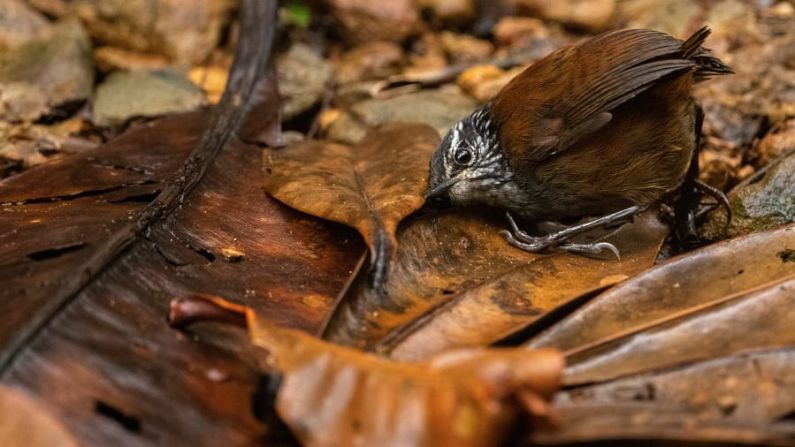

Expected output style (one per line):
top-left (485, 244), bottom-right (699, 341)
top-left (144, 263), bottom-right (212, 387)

top-left (491, 28), bottom-right (702, 169)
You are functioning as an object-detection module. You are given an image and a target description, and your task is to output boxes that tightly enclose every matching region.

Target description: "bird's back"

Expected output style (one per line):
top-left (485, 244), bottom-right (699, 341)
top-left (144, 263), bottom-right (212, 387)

top-left (489, 27), bottom-right (731, 220)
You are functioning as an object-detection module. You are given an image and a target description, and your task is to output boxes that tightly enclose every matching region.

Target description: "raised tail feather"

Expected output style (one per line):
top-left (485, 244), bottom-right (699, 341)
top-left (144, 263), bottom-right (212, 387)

top-left (682, 26), bottom-right (734, 81)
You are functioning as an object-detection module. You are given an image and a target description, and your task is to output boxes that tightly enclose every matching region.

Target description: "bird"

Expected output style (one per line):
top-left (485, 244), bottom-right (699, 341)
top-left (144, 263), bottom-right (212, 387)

top-left (426, 26), bottom-right (732, 256)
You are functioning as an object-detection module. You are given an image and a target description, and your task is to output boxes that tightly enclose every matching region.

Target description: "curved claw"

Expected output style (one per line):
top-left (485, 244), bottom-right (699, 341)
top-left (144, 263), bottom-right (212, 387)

top-left (501, 229), bottom-right (545, 252)
top-left (695, 179), bottom-right (732, 230)
top-left (562, 241), bottom-right (621, 261)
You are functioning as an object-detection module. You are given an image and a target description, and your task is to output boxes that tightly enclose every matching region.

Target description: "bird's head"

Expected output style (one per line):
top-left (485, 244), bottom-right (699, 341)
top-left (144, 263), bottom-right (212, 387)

top-left (426, 106), bottom-right (510, 208)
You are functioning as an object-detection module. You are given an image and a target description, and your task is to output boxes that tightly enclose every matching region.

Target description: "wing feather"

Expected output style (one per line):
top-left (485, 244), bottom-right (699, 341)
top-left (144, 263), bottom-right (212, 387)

top-left (491, 29), bottom-right (708, 165)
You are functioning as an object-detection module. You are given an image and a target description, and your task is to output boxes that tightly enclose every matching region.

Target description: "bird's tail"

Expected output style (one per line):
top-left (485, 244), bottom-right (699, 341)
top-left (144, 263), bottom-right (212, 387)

top-left (682, 26), bottom-right (734, 81)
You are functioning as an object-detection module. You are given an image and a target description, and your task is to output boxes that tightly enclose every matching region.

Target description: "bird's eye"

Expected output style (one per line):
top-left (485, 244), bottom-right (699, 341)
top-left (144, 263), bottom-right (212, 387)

top-left (453, 148), bottom-right (473, 166)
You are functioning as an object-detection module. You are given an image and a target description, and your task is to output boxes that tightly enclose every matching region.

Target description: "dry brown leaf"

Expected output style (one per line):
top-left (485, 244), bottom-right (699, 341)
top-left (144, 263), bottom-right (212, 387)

top-left (526, 224), bottom-right (795, 385)
top-left (263, 123), bottom-right (440, 289)
top-left (0, 385), bottom-right (78, 447)
top-left (324, 210), bottom-right (668, 361)
top-left (170, 295), bottom-right (564, 447)
top-left (534, 402), bottom-right (795, 446)
top-left (556, 347), bottom-right (795, 427)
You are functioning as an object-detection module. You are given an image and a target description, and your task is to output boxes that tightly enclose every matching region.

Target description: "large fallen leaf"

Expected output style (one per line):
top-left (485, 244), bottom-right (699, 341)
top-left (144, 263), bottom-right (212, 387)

top-left (561, 275), bottom-right (795, 385)
top-left (526, 224), bottom-right (795, 385)
top-left (556, 347), bottom-right (795, 426)
top-left (263, 123), bottom-right (440, 289)
top-left (0, 386), bottom-right (79, 447)
top-left (534, 403), bottom-right (795, 446)
top-left (323, 210), bottom-right (668, 361)
top-left (535, 347), bottom-right (795, 445)
top-left (169, 295), bottom-right (564, 447)
top-left (0, 2), bottom-right (362, 445)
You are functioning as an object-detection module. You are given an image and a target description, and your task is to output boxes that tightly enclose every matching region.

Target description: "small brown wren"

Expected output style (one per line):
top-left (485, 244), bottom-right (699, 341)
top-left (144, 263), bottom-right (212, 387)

top-left (426, 27), bottom-right (732, 255)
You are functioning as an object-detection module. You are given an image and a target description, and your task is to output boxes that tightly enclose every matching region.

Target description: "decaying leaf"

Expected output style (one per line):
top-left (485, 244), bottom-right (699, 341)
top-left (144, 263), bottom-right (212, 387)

top-left (263, 123), bottom-right (440, 289)
top-left (169, 295), bottom-right (564, 447)
top-left (324, 210), bottom-right (668, 361)
top-left (0, 2), bottom-right (360, 445)
top-left (536, 348), bottom-right (795, 445)
top-left (0, 386), bottom-right (79, 447)
top-left (534, 403), bottom-right (795, 446)
top-left (558, 347), bottom-right (795, 426)
top-left (526, 224), bottom-right (795, 385)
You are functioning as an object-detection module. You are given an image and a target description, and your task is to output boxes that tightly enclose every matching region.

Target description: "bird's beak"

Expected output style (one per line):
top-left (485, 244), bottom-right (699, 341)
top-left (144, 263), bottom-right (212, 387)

top-left (424, 176), bottom-right (458, 201)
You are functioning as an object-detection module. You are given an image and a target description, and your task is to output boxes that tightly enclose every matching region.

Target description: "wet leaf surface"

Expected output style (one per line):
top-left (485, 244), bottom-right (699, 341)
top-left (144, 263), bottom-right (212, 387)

top-left (263, 123), bottom-right (440, 289)
top-left (170, 295), bottom-right (564, 447)
top-left (526, 224), bottom-right (795, 385)
top-left (324, 210), bottom-right (667, 361)
top-left (0, 2), bottom-right (363, 445)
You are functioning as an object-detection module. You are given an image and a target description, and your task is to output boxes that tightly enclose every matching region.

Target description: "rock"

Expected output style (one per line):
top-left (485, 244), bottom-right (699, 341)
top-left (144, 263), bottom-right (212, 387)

top-left (92, 69), bottom-right (207, 127)
top-left (457, 64), bottom-right (523, 102)
top-left (512, 0), bottom-right (617, 32)
top-left (701, 153), bottom-right (795, 240)
top-left (277, 43), bottom-right (333, 120)
top-left (324, 0), bottom-right (418, 44)
top-left (406, 32), bottom-right (448, 74)
top-left (439, 31), bottom-right (495, 63)
top-left (94, 46), bottom-right (170, 72)
top-left (416, 0), bottom-right (476, 26)
top-left (335, 41), bottom-right (405, 85)
top-left (325, 88), bottom-right (476, 144)
top-left (493, 16), bottom-right (549, 48)
top-left (618, 0), bottom-right (701, 37)
top-left (0, 0), bottom-right (50, 49)
top-left (27, 0), bottom-right (234, 65)
top-left (706, 0), bottom-right (757, 37)
top-left (0, 19), bottom-right (94, 122)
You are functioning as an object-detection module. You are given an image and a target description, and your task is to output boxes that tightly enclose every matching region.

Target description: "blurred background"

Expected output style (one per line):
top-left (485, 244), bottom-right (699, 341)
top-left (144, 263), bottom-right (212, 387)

top-left (1, 0), bottom-right (793, 223)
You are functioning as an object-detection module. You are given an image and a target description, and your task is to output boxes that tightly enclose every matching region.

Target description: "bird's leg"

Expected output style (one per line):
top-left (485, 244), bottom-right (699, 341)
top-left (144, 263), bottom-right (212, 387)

top-left (500, 205), bottom-right (642, 259)
top-left (673, 103), bottom-right (732, 243)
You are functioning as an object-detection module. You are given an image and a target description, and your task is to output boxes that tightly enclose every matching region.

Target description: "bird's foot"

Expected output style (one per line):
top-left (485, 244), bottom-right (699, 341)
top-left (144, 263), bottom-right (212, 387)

top-left (500, 228), bottom-right (621, 259)
top-left (695, 180), bottom-right (732, 225)
top-left (499, 206), bottom-right (642, 260)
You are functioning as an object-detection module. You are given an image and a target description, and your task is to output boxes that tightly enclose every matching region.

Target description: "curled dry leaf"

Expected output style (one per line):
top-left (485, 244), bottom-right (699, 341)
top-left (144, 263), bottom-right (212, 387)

top-left (526, 224), bottom-right (795, 385)
top-left (170, 295), bottom-right (564, 447)
top-left (263, 123), bottom-right (441, 289)
top-left (324, 210), bottom-right (668, 361)
top-left (0, 386), bottom-right (78, 447)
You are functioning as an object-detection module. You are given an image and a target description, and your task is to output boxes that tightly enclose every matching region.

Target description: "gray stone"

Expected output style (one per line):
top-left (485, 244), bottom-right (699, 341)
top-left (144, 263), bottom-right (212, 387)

top-left (0, 0), bottom-right (50, 49)
top-left (93, 69), bottom-right (206, 126)
top-left (326, 88), bottom-right (476, 144)
top-left (277, 43), bottom-right (333, 120)
top-left (0, 19), bottom-right (94, 122)
top-left (27, 0), bottom-right (234, 65)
